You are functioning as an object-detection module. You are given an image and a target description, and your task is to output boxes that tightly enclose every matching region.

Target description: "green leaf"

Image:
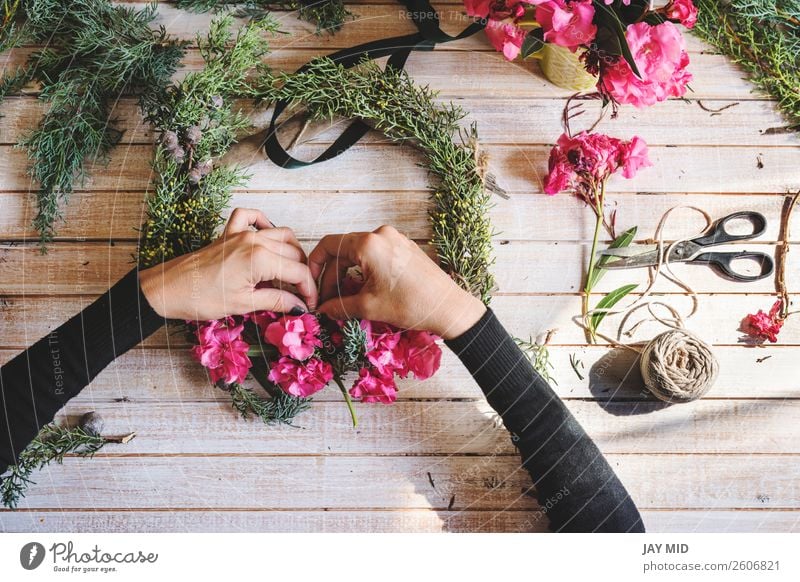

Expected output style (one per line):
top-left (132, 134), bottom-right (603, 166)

top-left (521, 28), bottom-right (545, 59)
top-left (587, 226), bottom-right (637, 291)
top-left (588, 283), bottom-right (638, 335)
top-left (593, 1), bottom-right (641, 78)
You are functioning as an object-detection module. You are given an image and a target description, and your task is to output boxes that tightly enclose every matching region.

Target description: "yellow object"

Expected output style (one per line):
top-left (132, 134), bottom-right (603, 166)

top-left (537, 44), bottom-right (597, 92)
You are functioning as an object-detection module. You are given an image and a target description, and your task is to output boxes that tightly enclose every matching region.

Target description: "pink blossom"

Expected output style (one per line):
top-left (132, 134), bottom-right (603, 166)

top-left (191, 318), bottom-right (252, 385)
top-left (248, 310), bottom-right (278, 330)
top-left (543, 131), bottom-right (650, 196)
top-left (363, 321), bottom-right (404, 376)
top-left (618, 136), bottom-right (652, 179)
top-left (264, 313), bottom-right (322, 361)
top-left (485, 19), bottom-right (528, 61)
top-left (601, 21), bottom-right (692, 107)
top-left (396, 330), bottom-right (443, 380)
top-left (666, 0), bottom-right (697, 29)
top-left (741, 300), bottom-right (785, 344)
top-left (349, 368), bottom-right (398, 404)
top-left (535, 0), bottom-right (597, 51)
top-left (268, 357), bottom-right (333, 398)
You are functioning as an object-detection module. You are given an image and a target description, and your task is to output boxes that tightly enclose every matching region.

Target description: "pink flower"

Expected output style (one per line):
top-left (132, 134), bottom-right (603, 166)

top-left (268, 357), bottom-right (333, 398)
top-left (191, 318), bottom-right (252, 385)
top-left (543, 131), bottom-right (650, 196)
top-left (363, 321), bottom-right (404, 376)
top-left (618, 135), bottom-right (652, 179)
top-left (535, 0), bottom-right (597, 51)
top-left (741, 300), bottom-right (785, 343)
top-left (666, 0), bottom-right (697, 29)
top-left (396, 330), bottom-right (443, 380)
top-left (248, 310), bottom-right (278, 330)
top-left (264, 313), bottom-right (322, 361)
top-left (349, 368), bottom-right (398, 404)
top-left (601, 21), bottom-right (692, 107)
top-left (485, 19), bottom-right (528, 61)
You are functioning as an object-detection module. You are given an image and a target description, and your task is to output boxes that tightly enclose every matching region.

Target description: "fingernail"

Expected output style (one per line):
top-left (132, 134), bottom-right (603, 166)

top-left (289, 306), bottom-right (306, 316)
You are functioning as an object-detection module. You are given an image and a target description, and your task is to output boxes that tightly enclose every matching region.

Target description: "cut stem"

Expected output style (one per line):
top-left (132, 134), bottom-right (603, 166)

top-left (334, 376), bottom-right (358, 428)
top-left (582, 181), bottom-right (606, 343)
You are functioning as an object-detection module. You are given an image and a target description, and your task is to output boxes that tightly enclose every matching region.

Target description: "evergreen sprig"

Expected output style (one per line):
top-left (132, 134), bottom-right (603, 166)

top-left (515, 336), bottom-right (557, 386)
top-left (138, 16), bottom-right (308, 425)
top-left (1, 0), bottom-right (187, 245)
top-left (257, 58), bottom-right (497, 302)
top-left (1, 424), bottom-right (108, 509)
top-left (693, 0), bottom-right (800, 130)
top-left (175, 0), bottom-right (353, 34)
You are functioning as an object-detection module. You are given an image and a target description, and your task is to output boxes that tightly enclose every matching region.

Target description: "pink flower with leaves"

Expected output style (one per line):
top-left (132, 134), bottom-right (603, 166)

top-left (601, 21), bottom-right (692, 107)
top-left (192, 318), bottom-right (252, 385)
top-left (268, 357), bottom-right (333, 398)
top-left (741, 300), bottom-right (785, 343)
top-left (264, 313), bottom-right (322, 361)
top-left (350, 368), bottom-right (398, 404)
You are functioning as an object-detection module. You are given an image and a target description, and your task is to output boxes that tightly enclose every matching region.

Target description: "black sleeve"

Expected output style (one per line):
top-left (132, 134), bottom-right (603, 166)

top-left (445, 308), bottom-right (645, 533)
top-left (0, 268), bottom-right (164, 474)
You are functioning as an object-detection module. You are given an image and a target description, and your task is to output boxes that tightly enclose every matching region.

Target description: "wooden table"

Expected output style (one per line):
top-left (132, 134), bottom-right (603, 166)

top-left (1, 2), bottom-right (799, 532)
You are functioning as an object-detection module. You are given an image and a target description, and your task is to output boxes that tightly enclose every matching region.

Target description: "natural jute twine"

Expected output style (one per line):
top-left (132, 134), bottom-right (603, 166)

top-left (583, 207), bottom-right (722, 402)
top-left (639, 329), bottom-right (719, 403)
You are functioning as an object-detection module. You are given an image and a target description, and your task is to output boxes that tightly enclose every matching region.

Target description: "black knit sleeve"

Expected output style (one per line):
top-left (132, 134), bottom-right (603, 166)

top-left (446, 308), bottom-right (644, 533)
top-left (0, 268), bottom-right (164, 474)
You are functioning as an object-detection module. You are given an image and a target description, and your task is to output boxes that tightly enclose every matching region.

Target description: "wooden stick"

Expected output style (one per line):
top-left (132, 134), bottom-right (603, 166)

top-left (776, 191), bottom-right (799, 319)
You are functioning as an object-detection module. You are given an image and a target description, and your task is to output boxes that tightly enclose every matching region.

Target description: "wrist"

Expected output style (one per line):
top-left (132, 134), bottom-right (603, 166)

top-left (436, 289), bottom-right (487, 341)
top-left (138, 265), bottom-right (169, 318)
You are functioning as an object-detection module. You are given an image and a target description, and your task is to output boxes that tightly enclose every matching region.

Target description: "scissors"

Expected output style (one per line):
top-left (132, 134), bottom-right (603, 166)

top-left (596, 211), bottom-right (775, 282)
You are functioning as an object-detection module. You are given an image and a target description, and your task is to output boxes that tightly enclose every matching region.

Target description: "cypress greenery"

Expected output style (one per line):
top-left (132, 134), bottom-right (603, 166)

top-left (256, 58), bottom-right (497, 302)
top-left (175, 0), bottom-right (353, 34)
top-left (1, 424), bottom-right (107, 509)
top-left (138, 15), bottom-right (309, 425)
top-left (693, 0), bottom-right (800, 130)
top-left (0, 0), bottom-right (186, 245)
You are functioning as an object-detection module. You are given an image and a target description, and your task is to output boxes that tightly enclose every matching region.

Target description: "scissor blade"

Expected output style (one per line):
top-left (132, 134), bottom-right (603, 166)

top-left (596, 244), bottom-right (658, 258)
top-left (596, 252), bottom-right (661, 269)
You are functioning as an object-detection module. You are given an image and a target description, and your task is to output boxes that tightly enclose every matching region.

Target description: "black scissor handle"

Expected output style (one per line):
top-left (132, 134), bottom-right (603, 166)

top-left (692, 211), bottom-right (768, 247)
top-left (691, 251), bottom-right (774, 282)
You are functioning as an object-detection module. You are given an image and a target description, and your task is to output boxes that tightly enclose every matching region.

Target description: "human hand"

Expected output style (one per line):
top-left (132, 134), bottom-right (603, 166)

top-left (309, 226), bottom-right (486, 340)
top-left (139, 208), bottom-right (317, 321)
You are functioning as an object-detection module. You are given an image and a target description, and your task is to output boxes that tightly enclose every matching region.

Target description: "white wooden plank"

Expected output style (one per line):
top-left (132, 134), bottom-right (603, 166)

top-left (37, 399), bottom-right (800, 454)
top-left (3, 191), bottom-right (797, 243)
top-left (2, 454), bottom-right (798, 510)
top-left (1, 294), bottom-right (797, 349)
top-left (1, 143), bottom-right (796, 194)
top-left (0, 240), bottom-right (789, 296)
top-left (2, 96), bottom-right (794, 147)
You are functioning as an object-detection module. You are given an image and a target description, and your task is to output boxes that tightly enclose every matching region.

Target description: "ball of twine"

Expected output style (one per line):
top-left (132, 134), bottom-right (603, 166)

top-left (639, 329), bottom-right (719, 403)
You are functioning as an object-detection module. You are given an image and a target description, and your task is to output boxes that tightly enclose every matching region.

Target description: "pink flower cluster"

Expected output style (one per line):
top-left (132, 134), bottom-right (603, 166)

top-left (741, 300), bottom-right (785, 344)
top-left (544, 131), bottom-right (651, 196)
top-left (353, 322), bottom-right (443, 404)
top-left (464, 0), bottom-right (598, 61)
top-left (191, 308), bottom-right (442, 406)
top-left (601, 21), bottom-right (693, 108)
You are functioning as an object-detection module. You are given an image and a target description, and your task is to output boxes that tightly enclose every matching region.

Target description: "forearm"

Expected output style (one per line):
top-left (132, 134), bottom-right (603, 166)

top-left (0, 268), bottom-right (164, 473)
top-left (445, 308), bottom-right (644, 532)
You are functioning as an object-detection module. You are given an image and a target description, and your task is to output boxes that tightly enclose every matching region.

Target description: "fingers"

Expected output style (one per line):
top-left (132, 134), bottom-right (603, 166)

top-left (258, 238), bottom-right (305, 263)
top-left (224, 208), bottom-right (273, 237)
top-left (255, 252), bottom-right (318, 311)
top-left (250, 288), bottom-right (308, 314)
top-left (308, 233), bottom-right (366, 280)
top-left (317, 293), bottom-right (367, 321)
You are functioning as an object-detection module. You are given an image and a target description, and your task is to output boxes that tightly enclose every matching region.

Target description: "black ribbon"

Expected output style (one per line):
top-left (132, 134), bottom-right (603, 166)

top-left (264, 0), bottom-right (485, 168)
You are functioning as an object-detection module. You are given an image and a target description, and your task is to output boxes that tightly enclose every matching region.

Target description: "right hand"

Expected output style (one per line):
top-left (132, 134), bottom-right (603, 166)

top-left (308, 226), bottom-right (486, 340)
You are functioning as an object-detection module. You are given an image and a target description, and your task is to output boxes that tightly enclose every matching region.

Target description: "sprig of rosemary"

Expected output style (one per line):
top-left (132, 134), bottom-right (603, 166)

top-left (175, 0), bottom-right (353, 34)
top-left (256, 58), bottom-right (497, 302)
top-left (693, 0), bottom-right (800, 131)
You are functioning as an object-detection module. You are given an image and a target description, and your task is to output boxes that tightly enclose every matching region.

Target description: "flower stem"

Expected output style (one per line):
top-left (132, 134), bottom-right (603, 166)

top-left (334, 375), bottom-right (358, 428)
top-left (582, 181), bottom-right (606, 343)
